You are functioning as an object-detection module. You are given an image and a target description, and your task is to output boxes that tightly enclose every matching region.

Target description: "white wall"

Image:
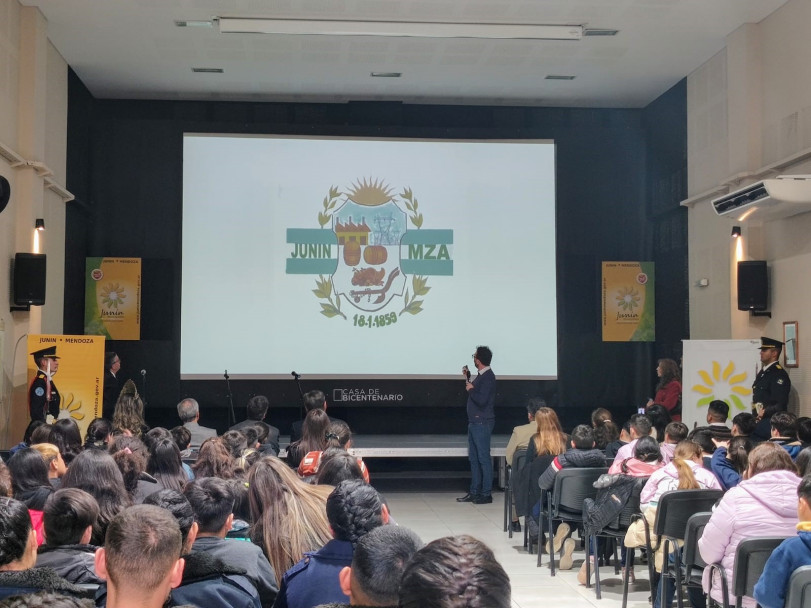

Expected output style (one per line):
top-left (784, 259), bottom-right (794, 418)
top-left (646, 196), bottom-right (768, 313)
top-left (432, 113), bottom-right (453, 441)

top-left (0, 0), bottom-right (68, 445)
top-left (685, 0), bottom-right (811, 413)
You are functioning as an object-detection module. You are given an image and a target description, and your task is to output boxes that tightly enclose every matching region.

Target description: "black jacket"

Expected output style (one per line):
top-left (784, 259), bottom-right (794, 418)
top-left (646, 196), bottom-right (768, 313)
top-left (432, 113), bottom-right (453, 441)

top-left (538, 448), bottom-right (606, 491)
top-left (36, 544), bottom-right (103, 585)
top-left (0, 567), bottom-right (92, 601)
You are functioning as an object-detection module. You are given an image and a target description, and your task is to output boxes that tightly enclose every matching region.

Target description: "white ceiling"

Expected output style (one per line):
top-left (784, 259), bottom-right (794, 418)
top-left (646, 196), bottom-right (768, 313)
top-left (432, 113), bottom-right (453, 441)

top-left (24, 0), bottom-right (787, 108)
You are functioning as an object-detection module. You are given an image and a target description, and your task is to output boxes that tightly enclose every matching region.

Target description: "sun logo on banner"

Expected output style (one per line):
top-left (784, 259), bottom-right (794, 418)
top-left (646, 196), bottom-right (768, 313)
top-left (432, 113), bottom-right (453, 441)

top-left (100, 283), bottom-right (127, 309)
top-left (58, 394), bottom-right (85, 421)
top-left (286, 178), bottom-right (453, 328)
top-left (691, 360), bottom-right (752, 411)
top-left (616, 286), bottom-right (641, 311)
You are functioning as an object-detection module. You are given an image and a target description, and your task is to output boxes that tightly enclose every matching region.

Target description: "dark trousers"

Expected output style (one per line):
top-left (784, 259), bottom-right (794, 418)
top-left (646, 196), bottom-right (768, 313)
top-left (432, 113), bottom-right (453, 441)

top-left (468, 420), bottom-right (494, 496)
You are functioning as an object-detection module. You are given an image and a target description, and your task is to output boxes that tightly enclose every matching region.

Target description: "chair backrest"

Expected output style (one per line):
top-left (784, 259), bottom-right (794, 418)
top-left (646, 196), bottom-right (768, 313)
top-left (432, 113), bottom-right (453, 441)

top-left (682, 512), bottom-right (712, 569)
top-left (732, 537), bottom-right (789, 603)
top-left (785, 565), bottom-right (811, 608)
top-left (551, 467), bottom-right (607, 516)
top-left (653, 489), bottom-right (723, 540)
top-left (607, 476), bottom-right (648, 530)
top-left (511, 448), bottom-right (527, 473)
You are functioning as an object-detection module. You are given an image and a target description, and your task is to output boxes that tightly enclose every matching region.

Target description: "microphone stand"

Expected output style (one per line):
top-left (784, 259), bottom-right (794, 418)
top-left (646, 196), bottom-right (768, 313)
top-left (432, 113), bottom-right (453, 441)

top-left (292, 371), bottom-right (305, 421)
top-left (140, 370), bottom-right (148, 406)
top-left (224, 370), bottom-right (236, 427)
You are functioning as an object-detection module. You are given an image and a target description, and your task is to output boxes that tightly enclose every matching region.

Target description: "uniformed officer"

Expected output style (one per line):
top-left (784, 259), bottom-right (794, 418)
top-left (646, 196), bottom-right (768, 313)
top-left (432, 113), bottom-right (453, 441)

top-left (28, 345), bottom-right (61, 422)
top-left (752, 336), bottom-right (791, 413)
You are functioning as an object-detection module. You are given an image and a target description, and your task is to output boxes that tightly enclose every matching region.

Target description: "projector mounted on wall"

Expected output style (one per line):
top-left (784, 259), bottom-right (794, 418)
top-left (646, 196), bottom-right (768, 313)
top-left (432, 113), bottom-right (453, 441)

top-left (712, 175), bottom-right (811, 222)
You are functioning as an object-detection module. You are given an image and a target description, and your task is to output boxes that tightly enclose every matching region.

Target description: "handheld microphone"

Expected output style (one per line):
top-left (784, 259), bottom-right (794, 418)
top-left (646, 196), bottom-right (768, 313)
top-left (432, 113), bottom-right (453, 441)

top-left (140, 369), bottom-right (146, 377)
top-left (291, 371), bottom-right (301, 379)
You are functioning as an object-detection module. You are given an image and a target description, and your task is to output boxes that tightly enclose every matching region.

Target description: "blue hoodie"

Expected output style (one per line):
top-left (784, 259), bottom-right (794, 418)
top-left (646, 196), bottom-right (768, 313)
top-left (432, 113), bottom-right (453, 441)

top-left (753, 528), bottom-right (811, 608)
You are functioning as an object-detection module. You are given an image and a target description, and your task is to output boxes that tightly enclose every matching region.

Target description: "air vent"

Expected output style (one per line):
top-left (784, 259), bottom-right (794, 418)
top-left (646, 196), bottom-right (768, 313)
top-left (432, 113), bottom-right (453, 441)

top-left (584, 29), bottom-right (619, 37)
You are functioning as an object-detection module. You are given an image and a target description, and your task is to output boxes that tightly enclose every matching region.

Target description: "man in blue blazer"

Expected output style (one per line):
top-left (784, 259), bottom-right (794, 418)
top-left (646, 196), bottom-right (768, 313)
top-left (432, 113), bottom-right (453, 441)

top-left (458, 346), bottom-right (497, 504)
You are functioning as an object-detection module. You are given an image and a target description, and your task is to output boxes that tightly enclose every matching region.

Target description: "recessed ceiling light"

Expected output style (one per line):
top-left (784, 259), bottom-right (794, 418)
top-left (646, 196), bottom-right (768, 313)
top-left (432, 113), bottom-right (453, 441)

top-left (584, 28), bottom-right (619, 37)
top-left (545, 74), bottom-right (575, 80)
top-left (370, 72), bottom-right (402, 78)
top-left (175, 20), bottom-right (214, 28)
top-left (191, 67), bottom-right (224, 73)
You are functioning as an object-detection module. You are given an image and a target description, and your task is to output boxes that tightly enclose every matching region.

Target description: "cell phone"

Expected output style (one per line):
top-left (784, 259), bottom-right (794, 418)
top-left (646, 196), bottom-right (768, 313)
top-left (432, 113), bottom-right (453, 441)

top-left (637, 407), bottom-right (646, 415)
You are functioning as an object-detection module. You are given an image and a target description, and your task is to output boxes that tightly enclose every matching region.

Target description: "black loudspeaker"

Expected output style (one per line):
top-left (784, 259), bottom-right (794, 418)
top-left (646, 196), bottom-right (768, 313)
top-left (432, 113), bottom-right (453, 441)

top-left (737, 260), bottom-right (768, 311)
top-left (13, 253), bottom-right (46, 306)
top-left (0, 176), bottom-right (9, 214)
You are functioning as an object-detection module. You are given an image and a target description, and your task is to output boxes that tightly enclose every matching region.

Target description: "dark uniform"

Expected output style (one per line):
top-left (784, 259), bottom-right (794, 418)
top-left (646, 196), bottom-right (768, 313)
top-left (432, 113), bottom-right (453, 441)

top-left (28, 345), bottom-right (61, 422)
top-left (752, 361), bottom-right (791, 411)
top-left (29, 370), bottom-right (60, 422)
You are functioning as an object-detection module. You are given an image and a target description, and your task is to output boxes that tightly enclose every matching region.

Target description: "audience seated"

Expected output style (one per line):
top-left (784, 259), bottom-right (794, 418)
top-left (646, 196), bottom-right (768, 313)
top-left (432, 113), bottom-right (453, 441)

top-left (146, 438), bottom-right (187, 493)
top-left (731, 412), bottom-right (757, 439)
top-left (47, 420), bottom-right (82, 468)
top-left (798, 417), bottom-right (811, 449)
top-left (770, 411), bottom-right (803, 458)
top-left (184, 477), bottom-right (278, 606)
top-left (170, 425), bottom-right (193, 459)
top-left (0, 497), bottom-right (88, 601)
top-left (8, 449), bottom-right (54, 512)
top-left (612, 414), bottom-right (672, 465)
top-left (753, 474), bottom-right (811, 608)
top-left (60, 449), bottom-right (131, 546)
top-left (230, 396), bottom-right (281, 456)
top-left (141, 488), bottom-right (262, 608)
top-left (504, 397), bottom-right (547, 532)
top-left (275, 480), bottom-right (388, 608)
top-left (34, 489), bottom-right (102, 585)
top-left (0, 590), bottom-right (92, 608)
top-left (330, 525), bottom-right (423, 608)
top-left (83, 419), bottom-right (113, 452)
top-left (287, 410), bottom-right (330, 469)
top-left (315, 451), bottom-right (366, 486)
top-left (796, 447), bottom-right (811, 477)
top-left (8, 421), bottom-right (46, 457)
top-left (398, 535), bottom-right (511, 608)
top-left (289, 391), bottom-right (344, 446)
top-left (0, 462), bottom-right (11, 498)
top-left (660, 421), bottom-right (688, 462)
top-left (298, 422), bottom-right (369, 484)
top-left (595, 419), bottom-right (621, 454)
top-left (249, 457), bottom-right (332, 580)
top-left (645, 404), bottom-right (672, 443)
top-left (221, 430), bottom-right (248, 460)
top-left (177, 398), bottom-right (217, 450)
top-left (111, 381), bottom-right (149, 438)
top-left (108, 435), bottom-right (158, 503)
top-left (686, 428), bottom-right (716, 469)
top-left (192, 437), bottom-right (236, 480)
top-left (94, 505), bottom-right (184, 608)
top-left (699, 443), bottom-right (801, 608)
top-left (710, 435), bottom-right (753, 490)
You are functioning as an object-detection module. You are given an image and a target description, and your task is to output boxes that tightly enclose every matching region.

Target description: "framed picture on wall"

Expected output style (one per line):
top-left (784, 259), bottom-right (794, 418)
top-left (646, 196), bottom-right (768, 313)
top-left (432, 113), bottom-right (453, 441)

top-left (783, 321), bottom-right (798, 368)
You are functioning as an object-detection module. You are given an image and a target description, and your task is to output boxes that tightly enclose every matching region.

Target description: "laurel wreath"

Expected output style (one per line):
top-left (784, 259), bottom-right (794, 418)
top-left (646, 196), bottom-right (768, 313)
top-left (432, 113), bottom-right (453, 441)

top-left (398, 188), bottom-right (429, 316)
top-left (317, 186), bottom-right (343, 228)
top-left (312, 275), bottom-right (346, 319)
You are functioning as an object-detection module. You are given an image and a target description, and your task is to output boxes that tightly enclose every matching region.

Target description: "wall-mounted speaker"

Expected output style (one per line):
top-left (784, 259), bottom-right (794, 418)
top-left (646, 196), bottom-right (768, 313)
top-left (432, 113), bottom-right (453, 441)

top-left (13, 253), bottom-right (46, 306)
top-left (0, 176), bottom-right (9, 214)
top-left (737, 260), bottom-right (768, 311)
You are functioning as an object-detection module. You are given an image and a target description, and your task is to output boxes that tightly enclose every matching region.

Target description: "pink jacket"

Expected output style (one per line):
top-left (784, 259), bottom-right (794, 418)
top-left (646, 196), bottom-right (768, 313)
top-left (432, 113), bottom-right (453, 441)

top-left (698, 469), bottom-right (800, 608)
top-left (640, 460), bottom-right (722, 510)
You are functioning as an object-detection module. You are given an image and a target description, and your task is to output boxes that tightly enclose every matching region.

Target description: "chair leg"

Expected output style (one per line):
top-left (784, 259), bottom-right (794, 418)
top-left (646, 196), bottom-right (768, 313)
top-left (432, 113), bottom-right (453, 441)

top-left (593, 534), bottom-right (601, 598)
top-left (621, 548), bottom-right (634, 608)
top-left (672, 540), bottom-right (684, 608)
top-left (613, 538), bottom-right (621, 574)
top-left (548, 510), bottom-right (555, 575)
top-left (506, 485), bottom-right (513, 538)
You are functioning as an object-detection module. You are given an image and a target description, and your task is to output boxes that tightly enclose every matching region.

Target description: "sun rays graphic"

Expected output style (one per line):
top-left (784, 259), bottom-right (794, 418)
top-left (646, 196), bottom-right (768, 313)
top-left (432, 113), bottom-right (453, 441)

top-left (57, 393), bottom-right (85, 421)
top-left (615, 286), bottom-right (640, 311)
top-left (100, 282), bottom-right (126, 309)
top-left (691, 360), bottom-right (752, 411)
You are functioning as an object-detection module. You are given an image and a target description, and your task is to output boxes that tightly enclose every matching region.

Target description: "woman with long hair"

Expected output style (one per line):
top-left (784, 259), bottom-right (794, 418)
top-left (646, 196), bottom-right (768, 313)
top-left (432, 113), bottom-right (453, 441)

top-left (711, 435), bottom-right (753, 490)
top-left (146, 438), bottom-right (187, 493)
top-left (298, 421), bottom-right (370, 483)
top-left (30, 443), bottom-right (67, 486)
top-left (112, 380), bottom-right (148, 438)
top-left (647, 358), bottom-right (682, 421)
top-left (191, 437), bottom-right (236, 480)
top-left (248, 456), bottom-right (332, 578)
top-left (699, 443), bottom-right (800, 608)
top-left (7, 448), bottom-right (53, 512)
top-left (286, 409), bottom-right (330, 469)
top-left (48, 419), bottom-right (83, 467)
top-left (60, 448), bottom-right (131, 545)
top-left (83, 418), bottom-right (113, 451)
top-left (644, 404), bottom-right (672, 443)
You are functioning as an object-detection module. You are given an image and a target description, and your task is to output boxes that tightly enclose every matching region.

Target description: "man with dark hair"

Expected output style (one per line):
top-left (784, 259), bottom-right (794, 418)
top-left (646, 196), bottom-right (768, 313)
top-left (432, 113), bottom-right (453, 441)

top-left (171, 425), bottom-right (192, 458)
top-left (275, 480), bottom-right (389, 608)
top-left (184, 477), bottom-right (278, 606)
top-left (141, 489), bottom-right (262, 608)
top-left (325, 526), bottom-right (423, 608)
top-left (35, 489), bottom-right (103, 585)
top-left (797, 417), bottom-right (811, 448)
top-left (289, 390), bottom-right (345, 445)
top-left (505, 396), bottom-right (546, 532)
top-left (612, 414), bottom-right (672, 464)
top-left (770, 411), bottom-right (802, 458)
top-left (457, 345), bottom-right (497, 505)
top-left (731, 412), bottom-right (757, 437)
top-left (177, 398), bottom-right (218, 450)
top-left (537, 424), bottom-right (605, 569)
top-left (691, 400), bottom-right (733, 442)
top-left (230, 395), bottom-right (280, 455)
top-left (94, 505), bottom-right (185, 608)
top-left (28, 346), bottom-right (61, 422)
top-left (102, 352), bottom-right (121, 421)
top-left (399, 535), bottom-right (511, 608)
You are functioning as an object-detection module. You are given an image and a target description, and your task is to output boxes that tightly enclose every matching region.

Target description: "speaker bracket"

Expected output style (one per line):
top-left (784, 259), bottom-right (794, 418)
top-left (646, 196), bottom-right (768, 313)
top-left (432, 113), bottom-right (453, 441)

top-left (10, 304), bottom-right (31, 312)
top-left (750, 311), bottom-right (772, 318)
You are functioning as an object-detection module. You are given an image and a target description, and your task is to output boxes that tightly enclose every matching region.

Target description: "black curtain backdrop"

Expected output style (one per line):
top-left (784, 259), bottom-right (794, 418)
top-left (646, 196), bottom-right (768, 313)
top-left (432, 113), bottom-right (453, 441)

top-left (64, 70), bottom-right (687, 436)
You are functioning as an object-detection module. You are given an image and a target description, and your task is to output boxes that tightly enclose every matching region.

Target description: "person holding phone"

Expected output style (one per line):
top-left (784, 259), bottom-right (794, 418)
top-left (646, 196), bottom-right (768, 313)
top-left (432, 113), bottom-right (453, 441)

top-left (457, 346), bottom-right (497, 505)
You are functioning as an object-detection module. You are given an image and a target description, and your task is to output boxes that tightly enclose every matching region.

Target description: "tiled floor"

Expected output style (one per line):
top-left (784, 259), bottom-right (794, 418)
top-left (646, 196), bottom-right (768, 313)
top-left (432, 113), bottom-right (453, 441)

top-left (384, 488), bottom-right (654, 608)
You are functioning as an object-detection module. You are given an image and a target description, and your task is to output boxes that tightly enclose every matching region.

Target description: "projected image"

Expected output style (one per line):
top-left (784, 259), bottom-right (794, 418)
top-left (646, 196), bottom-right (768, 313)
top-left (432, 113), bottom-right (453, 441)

top-left (182, 135), bottom-right (557, 379)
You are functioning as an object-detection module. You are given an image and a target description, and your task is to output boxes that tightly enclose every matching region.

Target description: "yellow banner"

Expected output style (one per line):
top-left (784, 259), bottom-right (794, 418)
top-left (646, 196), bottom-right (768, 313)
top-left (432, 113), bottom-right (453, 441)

top-left (84, 257), bottom-right (141, 340)
top-left (602, 261), bottom-right (655, 342)
top-left (27, 335), bottom-right (105, 436)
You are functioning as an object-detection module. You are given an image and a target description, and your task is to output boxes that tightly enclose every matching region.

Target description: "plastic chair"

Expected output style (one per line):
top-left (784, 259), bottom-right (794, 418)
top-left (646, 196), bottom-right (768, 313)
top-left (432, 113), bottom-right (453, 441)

top-left (709, 536), bottom-right (789, 608)
top-left (633, 489), bottom-right (723, 608)
top-left (785, 565), bottom-right (811, 608)
top-left (679, 512), bottom-right (712, 608)
top-left (540, 467), bottom-right (607, 573)
top-left (504, 448), bottom-right (527, 537)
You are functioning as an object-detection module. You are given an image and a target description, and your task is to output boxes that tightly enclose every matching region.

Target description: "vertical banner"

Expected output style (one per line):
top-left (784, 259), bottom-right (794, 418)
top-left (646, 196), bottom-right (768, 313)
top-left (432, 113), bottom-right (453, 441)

top-left (601, 261), bottom-right (655, 342)
top-left (27, 335), bottom-right (105, 436)
top-left (84, 257), bottom-right (141, 340)
top-left (682, 339), bottom-right (759, 430)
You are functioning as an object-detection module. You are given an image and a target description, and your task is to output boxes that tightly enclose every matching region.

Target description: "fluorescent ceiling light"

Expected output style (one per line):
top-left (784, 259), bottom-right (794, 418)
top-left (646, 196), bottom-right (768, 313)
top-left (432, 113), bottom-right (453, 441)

top-left (218, 17), bottom-right (583, 40)
top-left (545, 75), bottom-right (576, 80)
top-left (584, 28), bottom-right (619, 37)
top-left (371, 72), bottom-right (402, 78)
top-left (175, 20), bottom-right (214, 28)
top-left (192, 67), bottom-right (224, 73)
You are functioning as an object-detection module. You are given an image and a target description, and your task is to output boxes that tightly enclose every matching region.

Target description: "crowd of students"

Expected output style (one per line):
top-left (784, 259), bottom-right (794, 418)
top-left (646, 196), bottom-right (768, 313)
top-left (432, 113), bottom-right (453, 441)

top-left (506, 398), bottom-right (811, 608)
top-left (0, 385), bottom-right (513, 608)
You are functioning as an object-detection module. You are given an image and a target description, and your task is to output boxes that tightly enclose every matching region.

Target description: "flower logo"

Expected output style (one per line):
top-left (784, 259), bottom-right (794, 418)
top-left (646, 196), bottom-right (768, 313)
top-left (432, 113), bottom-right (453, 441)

top-left (58, 393), bottom-right (85, 421)
top-left (691, 360), bottom-right (752, 411)
top-left (100, 283), bottom-right (127, 309)
top-left (615, 286), bottom-right (640, 311)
